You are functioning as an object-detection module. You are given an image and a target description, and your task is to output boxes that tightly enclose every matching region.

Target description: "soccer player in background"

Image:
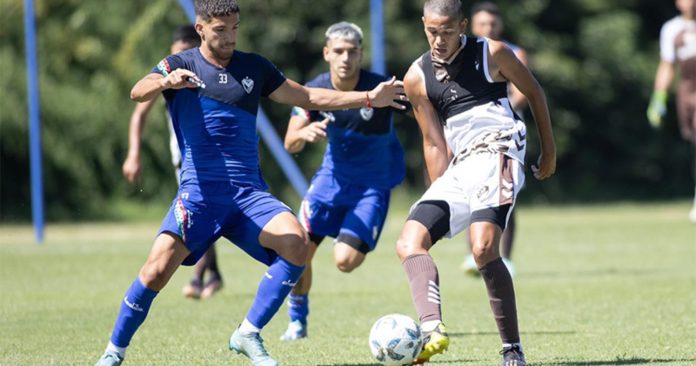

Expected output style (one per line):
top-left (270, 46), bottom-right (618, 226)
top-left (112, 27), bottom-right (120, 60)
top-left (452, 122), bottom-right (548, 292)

top-left (94, 0), bottom-right (406, 365)
top-left (121, 25), bottom-right (224, 300)
top-left (279, 22), bottom-right (406, 341)
top-left (397, 0), bottom-right (555, 364)
top-left (460, 2), bottom-right (530, 276)
top-left (647, 0), bottom-right (696, 222)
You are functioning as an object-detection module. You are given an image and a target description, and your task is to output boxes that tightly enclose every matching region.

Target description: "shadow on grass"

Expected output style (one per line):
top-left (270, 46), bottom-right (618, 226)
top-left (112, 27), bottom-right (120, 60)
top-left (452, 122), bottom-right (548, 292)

top-left (536, 358), bottom-right (696, 365)
top-left (521, 268), bottom-right (661, 279)
top-left (318, 360), bottom-right (474, 366)
top-left (449, 330), bottom-right (575, 337)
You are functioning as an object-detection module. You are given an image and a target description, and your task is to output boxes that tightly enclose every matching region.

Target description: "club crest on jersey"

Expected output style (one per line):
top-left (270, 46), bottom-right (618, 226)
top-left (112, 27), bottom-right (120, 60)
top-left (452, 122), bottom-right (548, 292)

top-left (360, 107), bottom-right (374, 121)
top-left (242, 76), bottom-right (254, 94)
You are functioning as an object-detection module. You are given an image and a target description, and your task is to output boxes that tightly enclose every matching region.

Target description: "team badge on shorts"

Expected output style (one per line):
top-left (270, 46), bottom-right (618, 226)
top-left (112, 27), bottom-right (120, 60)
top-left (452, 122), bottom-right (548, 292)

top-left (174, 198), bottom-right (193, 242)
top-left (360, 107), bottom-right (374, 121)
top-left (242, 76), bottom-right (254, 94)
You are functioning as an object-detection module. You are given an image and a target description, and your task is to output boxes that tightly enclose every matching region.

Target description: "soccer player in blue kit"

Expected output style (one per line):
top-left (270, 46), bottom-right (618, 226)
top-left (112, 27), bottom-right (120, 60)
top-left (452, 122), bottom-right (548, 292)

top-left (280, 22), bottom-right (407, 341)
top-left (94, 1), bottom-right (406, 365)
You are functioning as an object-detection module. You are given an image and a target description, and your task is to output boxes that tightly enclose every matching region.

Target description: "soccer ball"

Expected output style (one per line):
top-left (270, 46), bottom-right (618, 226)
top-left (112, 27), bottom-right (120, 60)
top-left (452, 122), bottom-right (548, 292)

top-left (368, 314), bottom-right (423, 365)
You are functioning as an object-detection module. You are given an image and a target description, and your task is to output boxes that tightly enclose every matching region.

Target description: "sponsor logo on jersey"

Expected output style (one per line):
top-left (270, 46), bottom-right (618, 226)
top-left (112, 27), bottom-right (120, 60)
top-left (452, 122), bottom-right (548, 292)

top-left (242, 76), bottom-right (254, 94)
top-left (360, 107), bottom-right (374, 121)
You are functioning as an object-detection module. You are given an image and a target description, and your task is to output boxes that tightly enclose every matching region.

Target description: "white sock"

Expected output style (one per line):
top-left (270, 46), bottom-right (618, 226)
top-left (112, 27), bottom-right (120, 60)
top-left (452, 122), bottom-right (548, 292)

top-left (239, 318), bottom-right (261, 334)
top-left (420, 320), bottom-right (441, 333)
top-left (106, 341), bottom-right (126, 358)
top-left (503, 342), bottom-right (523, 351)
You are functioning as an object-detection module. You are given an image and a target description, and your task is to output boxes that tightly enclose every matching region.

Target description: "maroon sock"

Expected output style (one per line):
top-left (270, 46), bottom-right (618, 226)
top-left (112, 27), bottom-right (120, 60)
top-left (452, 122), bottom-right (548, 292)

top-left (479, 257), bottom-right (520, 343)
top-left (402, 254), bottom-right (441, 324)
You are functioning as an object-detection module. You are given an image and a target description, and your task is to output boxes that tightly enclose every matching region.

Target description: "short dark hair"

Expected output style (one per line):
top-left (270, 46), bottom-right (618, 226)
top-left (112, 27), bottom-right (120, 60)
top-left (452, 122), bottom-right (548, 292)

top-left (471, 2), bottom-right (500, 17)
top-left (172, 25), bottom-right (201, 46)
top-left (195, 0), bottom-right (240, 22)
top-left (424, 0), bottom-right (464, 19)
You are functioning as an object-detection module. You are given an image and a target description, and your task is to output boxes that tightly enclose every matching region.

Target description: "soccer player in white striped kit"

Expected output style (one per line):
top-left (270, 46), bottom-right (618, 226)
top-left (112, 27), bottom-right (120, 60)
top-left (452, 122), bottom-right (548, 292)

top-left (396, 0), bottom-right (556, 364)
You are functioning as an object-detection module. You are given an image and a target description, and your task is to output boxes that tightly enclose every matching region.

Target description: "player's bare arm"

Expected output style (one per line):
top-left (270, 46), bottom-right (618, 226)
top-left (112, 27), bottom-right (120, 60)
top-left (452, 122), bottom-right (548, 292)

top-left (488, 40), bottom-right (556, 180)
top-left (122, 99), bottom-right (157, 183)
top-left (130, 69), bottom-right (201, 102)
top-left (269, 78), bottom-right (408, 111)
top-left (404, 64), bottom-right (449, 183)
top-left (284, 114), bottom-right (330, 154)
top-left (507, 48), bottom-right (529, 111)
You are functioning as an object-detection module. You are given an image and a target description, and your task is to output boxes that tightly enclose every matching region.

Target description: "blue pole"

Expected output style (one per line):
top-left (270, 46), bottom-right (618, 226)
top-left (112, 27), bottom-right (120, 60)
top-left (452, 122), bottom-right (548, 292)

top-left (176, 0), bottom-right (196, 22)
top-left (176, 0), bottom-right (308, 197)
top-left (257, 109), bottom-right (308, 196)
top-left (370, 0), bottom-right (386, 74)
top-left (24, 0), bottom-right (44, 243)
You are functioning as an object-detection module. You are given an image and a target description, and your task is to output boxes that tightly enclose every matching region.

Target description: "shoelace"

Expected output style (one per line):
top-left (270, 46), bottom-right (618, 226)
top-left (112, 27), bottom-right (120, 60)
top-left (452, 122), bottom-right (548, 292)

top-left (500, 345), bottom-right (523, 358)
top-left (243, 333), bottom-right (269, 356)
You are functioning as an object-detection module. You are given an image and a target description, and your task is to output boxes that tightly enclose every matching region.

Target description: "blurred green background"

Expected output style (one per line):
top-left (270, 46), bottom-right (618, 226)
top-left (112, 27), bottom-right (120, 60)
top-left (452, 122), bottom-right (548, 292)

top-left (0, 0), bottom-right (692, 221)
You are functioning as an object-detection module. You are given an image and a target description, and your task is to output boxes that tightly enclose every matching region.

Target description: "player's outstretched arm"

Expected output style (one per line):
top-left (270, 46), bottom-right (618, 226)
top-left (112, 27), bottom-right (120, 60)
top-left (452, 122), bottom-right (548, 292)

top-left (284, 114), bottom-right (329, 154)
top-left (269, 78), bottom-right (408, 111)
top-left (122, 99), bottom-right (157, 183)
top-left (130, 69), bottom-right (201, 102)
top-left (489, 40), bottom-right (556, 180)
top-left (404, 64), bottom-right (449, 183)
top-left (508, 48), bottom-right (529, 111)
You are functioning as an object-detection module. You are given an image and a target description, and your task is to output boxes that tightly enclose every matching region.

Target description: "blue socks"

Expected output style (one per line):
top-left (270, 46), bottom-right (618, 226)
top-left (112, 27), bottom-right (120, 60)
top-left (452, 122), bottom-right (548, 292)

top-left (287, 293), bottom-right (309, 325)
top-left (110, 278), bottom-right (158, 348)
top-left (245, 257), bottom-right (305, 329)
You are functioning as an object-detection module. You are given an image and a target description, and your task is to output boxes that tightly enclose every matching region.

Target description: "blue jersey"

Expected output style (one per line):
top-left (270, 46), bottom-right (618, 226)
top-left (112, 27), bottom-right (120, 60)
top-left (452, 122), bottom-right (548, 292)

top-left (295, 70), bottom-right (405, 191)
top-left (152, 48), bottom-right (286, 189)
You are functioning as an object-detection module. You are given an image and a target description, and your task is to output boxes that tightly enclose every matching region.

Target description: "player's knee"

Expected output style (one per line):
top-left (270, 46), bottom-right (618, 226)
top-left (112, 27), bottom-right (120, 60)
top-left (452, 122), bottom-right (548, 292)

top-left (471, 239), bottom-right (497, 265)
top-left (396, 235), bottom-right (420, 261)
top-left (279, 233), bottom-right (309, 266)
top-left (335, 255), bottom-right (360, 273)
top-left (138, 265), bottom-right (167, 291)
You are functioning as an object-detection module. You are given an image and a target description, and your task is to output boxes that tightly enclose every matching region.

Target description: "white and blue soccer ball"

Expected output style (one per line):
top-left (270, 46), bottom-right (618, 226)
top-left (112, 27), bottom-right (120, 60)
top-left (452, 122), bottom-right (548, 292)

top-left (368, 313), bottom-right (423, 365)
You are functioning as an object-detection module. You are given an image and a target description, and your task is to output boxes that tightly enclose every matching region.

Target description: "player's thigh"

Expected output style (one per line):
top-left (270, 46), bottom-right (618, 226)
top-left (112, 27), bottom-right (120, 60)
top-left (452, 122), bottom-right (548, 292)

top-left (298, 197), bottom-right (344, 240)
top-left (139, 232), bottom-right (190, 291)
top-left (411, 165), bottom-right (470, 239)
top-left (259, 211), bottom-right (308, 265)
top-left (339, 188), bottom-right (390, 253)
top-left (468, 153), bottom-right (523, 231)
top-left (223, 188), bottom-right (306, 266)
top-left (158, 187), bottom-right (226, 266)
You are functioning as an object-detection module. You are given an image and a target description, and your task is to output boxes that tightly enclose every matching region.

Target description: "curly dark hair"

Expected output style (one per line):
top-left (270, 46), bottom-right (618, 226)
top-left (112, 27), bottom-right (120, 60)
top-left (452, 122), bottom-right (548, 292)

top-left (195, 0), bottom-right (240, 22)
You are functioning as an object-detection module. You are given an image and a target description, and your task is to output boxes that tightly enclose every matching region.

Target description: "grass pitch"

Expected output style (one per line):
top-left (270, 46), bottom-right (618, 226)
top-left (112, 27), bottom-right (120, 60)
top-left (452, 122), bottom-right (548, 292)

top-left (1, 201), bottom-right (695, 365)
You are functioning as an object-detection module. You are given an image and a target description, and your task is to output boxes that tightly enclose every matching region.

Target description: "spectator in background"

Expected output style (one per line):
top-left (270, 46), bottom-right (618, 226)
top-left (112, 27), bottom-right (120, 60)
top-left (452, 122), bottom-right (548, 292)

top-left (461, 2), bottom-right (530, 276)
top-left (647, 0), bottom-right (696, 222)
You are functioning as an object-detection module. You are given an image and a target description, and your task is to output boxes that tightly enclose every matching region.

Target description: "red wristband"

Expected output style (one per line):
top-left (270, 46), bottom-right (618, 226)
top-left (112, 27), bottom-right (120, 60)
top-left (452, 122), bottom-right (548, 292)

top-left (365, 91), bottom-right (372, 109)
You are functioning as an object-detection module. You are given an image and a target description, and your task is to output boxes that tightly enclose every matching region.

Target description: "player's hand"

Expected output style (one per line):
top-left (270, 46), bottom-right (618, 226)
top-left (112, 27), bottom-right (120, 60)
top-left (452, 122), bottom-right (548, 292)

top-left (532, 151), bottom-right (556, 181)
top-left (161, 69), bottom-right (200, 90)
top-left (122, 155), bottom-right (142, 183)
top-left (646, 90), bottom-right (667, 129)
top-left (368, 77), bottom-right (408, 110)
top-left (300, 117), bottom-right (330, 143)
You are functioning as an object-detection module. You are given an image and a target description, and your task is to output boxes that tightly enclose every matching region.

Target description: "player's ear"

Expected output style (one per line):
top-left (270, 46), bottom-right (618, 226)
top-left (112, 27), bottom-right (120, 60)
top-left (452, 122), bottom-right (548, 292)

top-left (323, 46), bottom-right (330, 62)
top-left (195, 23), bottom-right (205, 41)
top-left (459, 18), bottom-right (468, 34)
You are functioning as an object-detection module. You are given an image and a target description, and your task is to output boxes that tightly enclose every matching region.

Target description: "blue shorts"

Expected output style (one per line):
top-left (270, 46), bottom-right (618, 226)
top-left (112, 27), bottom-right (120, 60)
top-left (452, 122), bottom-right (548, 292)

top-left (297, 174), bottom-right (390, 253)
top-left (158, 181), bottom-right (292, 266)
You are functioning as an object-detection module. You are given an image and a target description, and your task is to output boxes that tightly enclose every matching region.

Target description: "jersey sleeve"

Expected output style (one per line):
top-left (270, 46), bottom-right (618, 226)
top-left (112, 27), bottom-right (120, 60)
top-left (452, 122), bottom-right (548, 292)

top-left (259, 56), bottom-right (287, 97)
top-left (151, 54), bottom-right (187, 76)
top-left (660, 19), bottom-right (678, 63)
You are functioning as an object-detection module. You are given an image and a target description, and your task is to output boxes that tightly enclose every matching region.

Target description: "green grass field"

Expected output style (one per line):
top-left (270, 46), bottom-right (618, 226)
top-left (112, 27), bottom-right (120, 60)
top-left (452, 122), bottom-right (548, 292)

top-left (1, 202), bottom-right (695, 365)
